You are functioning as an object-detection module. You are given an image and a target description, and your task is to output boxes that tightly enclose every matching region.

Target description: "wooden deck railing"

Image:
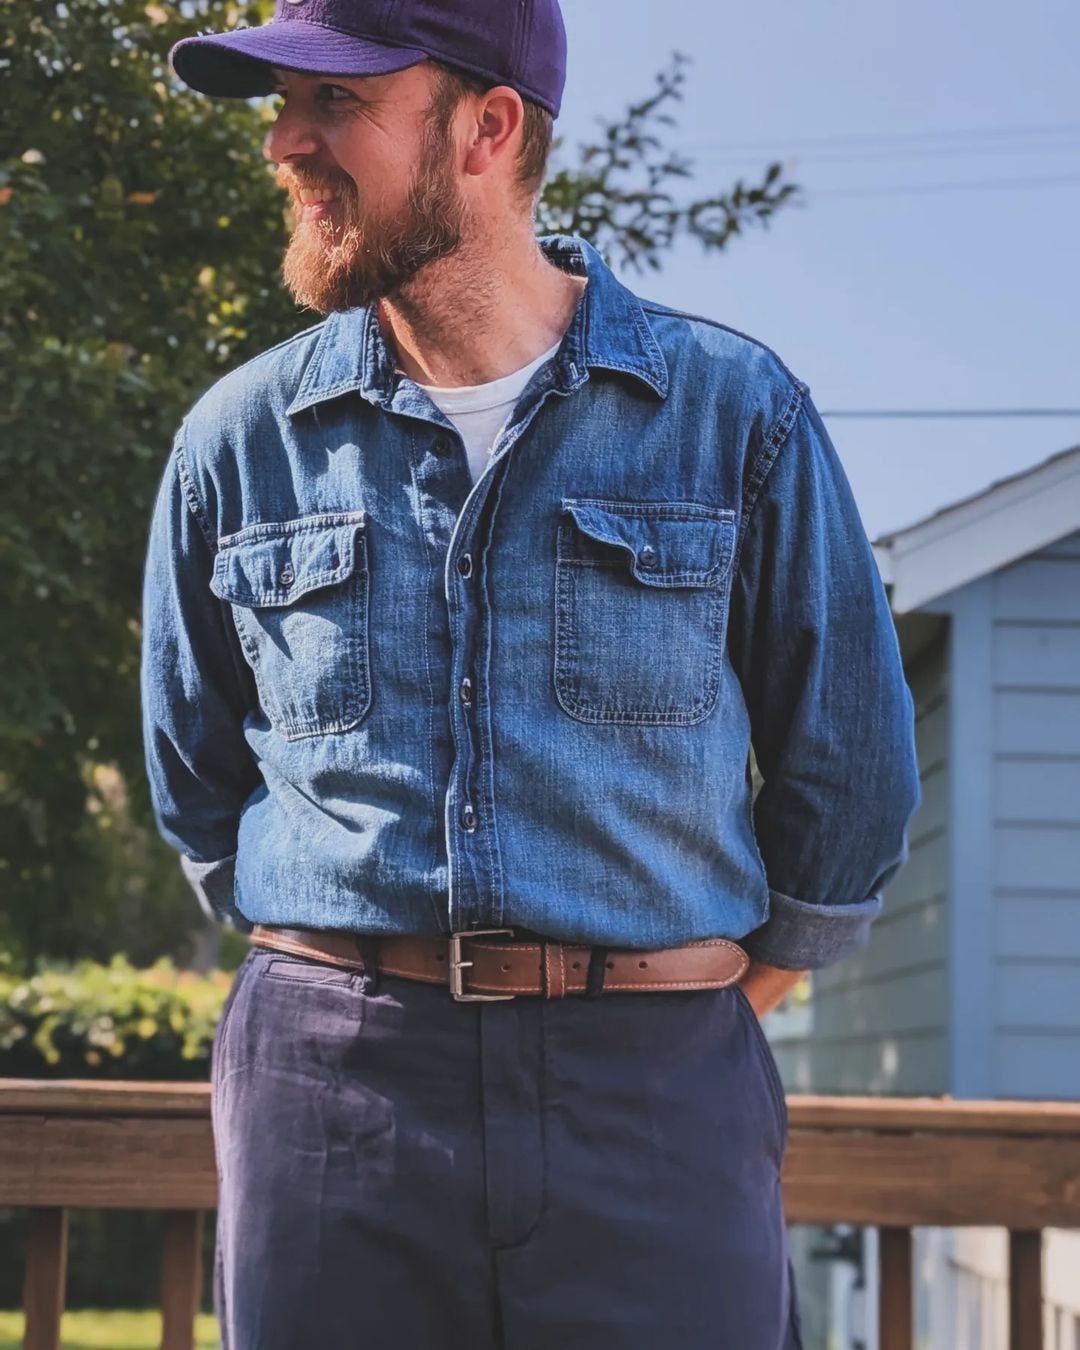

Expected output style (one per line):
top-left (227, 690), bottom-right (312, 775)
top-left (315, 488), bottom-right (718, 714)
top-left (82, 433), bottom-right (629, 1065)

top-left (2, 1081), bottom-right (1079, 1350)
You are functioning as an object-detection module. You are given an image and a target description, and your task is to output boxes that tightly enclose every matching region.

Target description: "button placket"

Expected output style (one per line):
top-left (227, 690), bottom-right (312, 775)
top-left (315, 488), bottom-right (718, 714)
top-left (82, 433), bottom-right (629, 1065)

top-left (440, 378), bottom-right (565, 933)
top-left (449, 534), bottom-right (480, 902)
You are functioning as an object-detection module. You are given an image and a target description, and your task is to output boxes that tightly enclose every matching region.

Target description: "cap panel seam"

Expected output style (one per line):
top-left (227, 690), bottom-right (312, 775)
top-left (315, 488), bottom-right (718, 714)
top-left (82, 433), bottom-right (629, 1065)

top-left (513, 0), bottom-right (531, 85)
top-left (380, 0), bottom-right (405, 40)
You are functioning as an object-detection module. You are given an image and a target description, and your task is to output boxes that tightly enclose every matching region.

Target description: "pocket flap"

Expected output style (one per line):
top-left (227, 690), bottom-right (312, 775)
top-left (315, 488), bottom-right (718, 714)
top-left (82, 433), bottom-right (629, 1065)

top-left (210, 513), bottom-right (366, 607)
top-left (562, 501), bottom-right (735, 587)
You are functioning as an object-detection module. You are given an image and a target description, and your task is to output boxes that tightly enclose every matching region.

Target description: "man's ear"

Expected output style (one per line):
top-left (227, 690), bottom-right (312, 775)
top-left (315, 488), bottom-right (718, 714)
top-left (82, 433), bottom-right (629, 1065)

top-left (462, 87), bottom-right (524, 179)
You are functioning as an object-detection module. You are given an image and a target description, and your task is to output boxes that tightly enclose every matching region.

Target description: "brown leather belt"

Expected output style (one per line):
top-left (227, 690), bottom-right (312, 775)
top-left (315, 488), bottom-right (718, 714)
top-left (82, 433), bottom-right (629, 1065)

top-left (248, 923), bottom-right (750, 1001)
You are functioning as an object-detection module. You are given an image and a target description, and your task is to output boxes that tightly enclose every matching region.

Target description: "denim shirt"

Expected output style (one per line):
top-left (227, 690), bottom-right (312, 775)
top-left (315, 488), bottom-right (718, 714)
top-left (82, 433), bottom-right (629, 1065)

top-left (139, 231), bottom-right (921, 970)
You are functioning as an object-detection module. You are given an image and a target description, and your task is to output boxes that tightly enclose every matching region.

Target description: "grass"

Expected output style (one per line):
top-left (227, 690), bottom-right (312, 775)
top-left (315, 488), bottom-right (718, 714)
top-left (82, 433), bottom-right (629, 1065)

top-left (0, 1309), bottom-right (220, 1349)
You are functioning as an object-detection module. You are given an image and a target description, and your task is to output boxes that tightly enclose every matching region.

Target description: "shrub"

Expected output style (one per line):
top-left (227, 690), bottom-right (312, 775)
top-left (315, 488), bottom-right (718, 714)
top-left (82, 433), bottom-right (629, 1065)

top-left (0, 952), bottom-right (232, 1079)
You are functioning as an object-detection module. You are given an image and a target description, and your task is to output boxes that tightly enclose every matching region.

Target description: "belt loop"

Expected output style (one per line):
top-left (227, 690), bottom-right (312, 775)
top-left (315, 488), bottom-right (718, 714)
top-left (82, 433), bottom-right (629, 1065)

top-left (354, 935), bottom-right (382, 996)
top-left (585, 945), bottom-right (608, 999)
top-left (542, 940), bottom-right (568, 1000)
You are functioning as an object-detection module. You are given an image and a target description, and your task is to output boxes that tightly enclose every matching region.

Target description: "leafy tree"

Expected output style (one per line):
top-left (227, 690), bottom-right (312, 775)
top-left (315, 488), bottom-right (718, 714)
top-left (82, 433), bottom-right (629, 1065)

top-left (0, 0), bottom-right (801, 969)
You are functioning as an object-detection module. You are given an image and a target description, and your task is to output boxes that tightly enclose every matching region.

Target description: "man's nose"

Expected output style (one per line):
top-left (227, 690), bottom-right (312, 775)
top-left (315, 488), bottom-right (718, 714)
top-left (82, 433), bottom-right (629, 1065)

top-left (262, 108), bottom-right (322, 165)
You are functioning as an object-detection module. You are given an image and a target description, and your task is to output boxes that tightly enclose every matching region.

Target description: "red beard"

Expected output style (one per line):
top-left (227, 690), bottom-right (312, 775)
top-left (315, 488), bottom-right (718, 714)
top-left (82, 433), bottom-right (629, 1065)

top-left (274, 133), bottom-right (470, 313)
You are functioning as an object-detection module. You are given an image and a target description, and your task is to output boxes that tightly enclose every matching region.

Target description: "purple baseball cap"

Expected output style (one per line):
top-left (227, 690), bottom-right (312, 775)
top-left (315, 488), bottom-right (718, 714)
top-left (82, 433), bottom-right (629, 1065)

top-left (169, 0), bottom-right (567, 117)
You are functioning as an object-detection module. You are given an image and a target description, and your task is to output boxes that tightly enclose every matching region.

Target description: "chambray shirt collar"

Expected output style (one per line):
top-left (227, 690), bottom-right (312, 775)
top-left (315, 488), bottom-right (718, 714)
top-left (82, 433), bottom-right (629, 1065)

top-left (285, 232), bottom-right (669, 417)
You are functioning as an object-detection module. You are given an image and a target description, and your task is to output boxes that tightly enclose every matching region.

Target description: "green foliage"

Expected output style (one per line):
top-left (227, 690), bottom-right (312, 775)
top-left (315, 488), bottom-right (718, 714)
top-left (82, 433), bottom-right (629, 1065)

top-left (0, 3), bottom-right (802, 969)
top-left (0, 0), bottom-right (301, 965)
top-left (0, 951), bottom-right (232, 1078)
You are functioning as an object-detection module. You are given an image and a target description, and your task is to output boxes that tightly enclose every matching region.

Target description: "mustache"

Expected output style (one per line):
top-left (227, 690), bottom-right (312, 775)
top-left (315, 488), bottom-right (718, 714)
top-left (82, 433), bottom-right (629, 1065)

top-left (273, 164), bottom-right (358, 201)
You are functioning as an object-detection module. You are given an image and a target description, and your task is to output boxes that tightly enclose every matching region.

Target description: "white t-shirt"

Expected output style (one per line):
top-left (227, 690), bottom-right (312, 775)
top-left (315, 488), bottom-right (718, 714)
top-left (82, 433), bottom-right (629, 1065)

top-left (412, 338), bottom-right (563, 483)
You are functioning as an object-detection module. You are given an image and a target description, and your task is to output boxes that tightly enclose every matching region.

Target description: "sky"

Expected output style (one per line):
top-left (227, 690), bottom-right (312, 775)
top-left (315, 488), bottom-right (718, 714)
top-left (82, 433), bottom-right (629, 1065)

top-left (552, 0), bottom-right (1080, 542)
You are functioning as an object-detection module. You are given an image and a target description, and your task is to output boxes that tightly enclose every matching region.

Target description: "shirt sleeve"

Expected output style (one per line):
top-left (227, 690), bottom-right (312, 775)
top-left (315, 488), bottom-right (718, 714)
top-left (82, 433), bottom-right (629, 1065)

top-left (727, 386), bottom-right (922, 970)
top-left (139, 428), bottom-right (259, 932)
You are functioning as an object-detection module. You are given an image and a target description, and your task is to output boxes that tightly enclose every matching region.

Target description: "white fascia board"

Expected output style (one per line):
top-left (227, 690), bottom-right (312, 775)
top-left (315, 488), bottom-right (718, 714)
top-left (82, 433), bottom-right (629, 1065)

top-left (873, 447), bottom-right (1080, 614)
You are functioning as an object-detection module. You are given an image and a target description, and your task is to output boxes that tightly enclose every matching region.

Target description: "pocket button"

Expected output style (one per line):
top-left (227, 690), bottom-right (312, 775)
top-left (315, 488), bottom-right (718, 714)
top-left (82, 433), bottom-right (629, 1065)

top-left (638, 545), bottom-right (657, 568)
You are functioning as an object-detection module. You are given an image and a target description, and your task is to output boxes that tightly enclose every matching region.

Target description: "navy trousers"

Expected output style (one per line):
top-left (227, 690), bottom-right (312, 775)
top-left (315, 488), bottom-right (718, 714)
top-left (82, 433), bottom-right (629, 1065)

top-left (211, 945), bottom-right (804, 1349)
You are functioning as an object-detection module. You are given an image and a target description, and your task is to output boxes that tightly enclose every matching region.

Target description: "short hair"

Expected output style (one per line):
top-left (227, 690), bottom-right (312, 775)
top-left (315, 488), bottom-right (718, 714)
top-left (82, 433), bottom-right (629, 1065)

top-left (425, 60), bottom-right (554, 204)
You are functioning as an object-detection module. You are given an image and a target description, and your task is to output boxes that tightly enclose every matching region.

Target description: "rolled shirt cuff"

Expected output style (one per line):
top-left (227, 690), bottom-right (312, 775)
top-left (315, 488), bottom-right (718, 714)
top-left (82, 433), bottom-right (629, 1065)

top-left (739, 886), bottom-right (883, 970)
top-left (179, 853), bottom-right (253, 934)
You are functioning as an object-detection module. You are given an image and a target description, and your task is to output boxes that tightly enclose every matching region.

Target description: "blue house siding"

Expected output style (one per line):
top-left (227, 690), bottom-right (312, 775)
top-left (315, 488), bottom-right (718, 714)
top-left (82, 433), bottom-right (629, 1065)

top-left (988, 527), bottom-right (1080, 1100)
top-left (769, 522), bottom-right (1080, 1102)
top-left (772, 629), bottom-right (951, 1095)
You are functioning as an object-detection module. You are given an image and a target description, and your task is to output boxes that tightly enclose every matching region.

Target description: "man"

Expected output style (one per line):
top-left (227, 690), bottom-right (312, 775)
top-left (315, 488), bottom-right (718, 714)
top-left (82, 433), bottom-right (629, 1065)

top-left (141, 1), bottom-right (921, 1346)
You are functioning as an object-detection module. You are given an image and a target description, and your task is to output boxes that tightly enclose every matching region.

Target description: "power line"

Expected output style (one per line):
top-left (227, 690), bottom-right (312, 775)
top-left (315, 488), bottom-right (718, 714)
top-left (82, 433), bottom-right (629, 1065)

top-left (819, 409), bottom-right (1080, 420)
top-left (807, 171), bottom-right (1080, 198)
top-left (681, 121), bottom-right (1080, 154)
top-left (692, 139), bottom-right (1080, 168)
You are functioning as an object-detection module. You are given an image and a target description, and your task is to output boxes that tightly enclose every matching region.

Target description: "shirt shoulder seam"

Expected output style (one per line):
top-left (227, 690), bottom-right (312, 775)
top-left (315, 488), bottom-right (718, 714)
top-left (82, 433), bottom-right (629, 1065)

top-left (734, 382), bottom-right (810, 578)
top-left (748, 378), bottom-right (809, 506)
top-left (173, 426), bottom-right (217, 553)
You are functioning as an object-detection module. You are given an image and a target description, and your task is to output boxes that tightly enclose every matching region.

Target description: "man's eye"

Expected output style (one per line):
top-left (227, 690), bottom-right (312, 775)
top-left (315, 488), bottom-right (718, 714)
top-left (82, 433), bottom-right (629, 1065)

top-left (316, 84), bottom-right (353, 102)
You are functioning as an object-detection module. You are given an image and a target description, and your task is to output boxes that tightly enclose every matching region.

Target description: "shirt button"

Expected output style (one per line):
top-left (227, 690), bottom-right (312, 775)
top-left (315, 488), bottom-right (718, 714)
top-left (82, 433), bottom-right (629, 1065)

top-left (637, 546), bottom-right (657, 569)
top-left (432, 434), bottom-right (453, 456)
top-left (457, 553), bottom-right (473, 578)
top-left (279, 564), bottom-right (295, 586)
top-left (459, 676), bottom-right (473, 707)
top-left (461, 803), bottom-right (477, 832)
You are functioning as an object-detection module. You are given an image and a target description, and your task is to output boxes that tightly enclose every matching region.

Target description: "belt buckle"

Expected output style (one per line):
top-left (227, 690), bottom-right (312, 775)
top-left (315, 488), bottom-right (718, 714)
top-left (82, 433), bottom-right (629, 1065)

top-left (448, 929), bottom-right (517, 1002)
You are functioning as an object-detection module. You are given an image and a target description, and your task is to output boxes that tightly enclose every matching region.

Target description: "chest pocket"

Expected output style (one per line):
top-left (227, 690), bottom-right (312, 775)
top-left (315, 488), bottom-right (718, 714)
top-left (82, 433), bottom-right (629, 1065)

top-left (554, 499), bottom-right (737, 725)
top-left (210, 511), bottom-right (371, 741)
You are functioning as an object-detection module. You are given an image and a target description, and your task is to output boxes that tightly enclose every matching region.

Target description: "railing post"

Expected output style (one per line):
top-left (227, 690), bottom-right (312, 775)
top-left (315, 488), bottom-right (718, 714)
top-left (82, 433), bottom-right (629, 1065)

top-left (21, 1206), bottom-right (68, 1350)
top-left (160, 1209), bottom-right (205, 1350)
top-left (878, 1226), bottom-right (913, 1350)
top-left (1008, 1228), bottom-right (1043, 1350)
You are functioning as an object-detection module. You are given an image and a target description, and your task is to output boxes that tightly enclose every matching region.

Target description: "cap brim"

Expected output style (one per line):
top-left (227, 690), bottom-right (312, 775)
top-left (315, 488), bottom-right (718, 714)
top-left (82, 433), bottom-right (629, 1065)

top-left (169, 21), bottom-right (431, 99)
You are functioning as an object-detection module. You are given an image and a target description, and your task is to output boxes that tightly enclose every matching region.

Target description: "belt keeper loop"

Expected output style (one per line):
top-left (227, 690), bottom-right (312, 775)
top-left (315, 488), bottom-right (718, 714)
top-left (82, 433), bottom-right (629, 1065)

top-left (585, 945), bottom-right (608, 999)
top-left (542, 940), bottom-right (568, 1000)
top-left (354, 935), bottom-right (382, 996)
